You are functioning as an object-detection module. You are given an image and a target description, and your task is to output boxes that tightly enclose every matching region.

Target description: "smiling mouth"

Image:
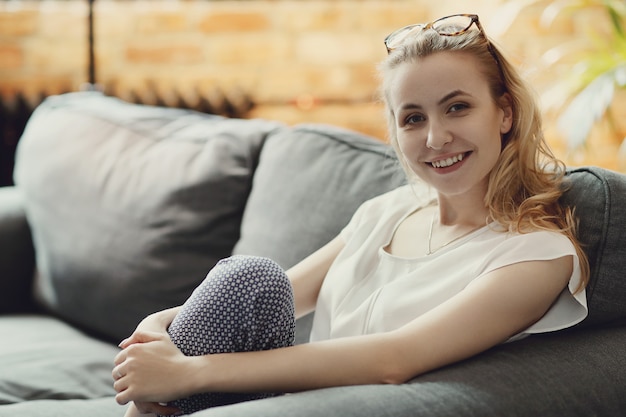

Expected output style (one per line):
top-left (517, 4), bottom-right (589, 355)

top-left (430, 152), bottom-right (468, 168)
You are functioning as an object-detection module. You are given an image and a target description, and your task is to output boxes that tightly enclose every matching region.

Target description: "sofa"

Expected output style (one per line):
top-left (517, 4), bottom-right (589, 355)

top-left (0, 92), bottom-right (625, 417)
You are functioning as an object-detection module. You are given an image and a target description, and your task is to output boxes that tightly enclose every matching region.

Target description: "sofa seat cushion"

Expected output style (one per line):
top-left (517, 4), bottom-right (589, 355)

top-left (0, 397), bottom-right (125, 417)
top-left (189, 326), bottom-right (626, 417)
top-left (13, 92), bottom-right (282, 342)
top-left (0, 315), bottom-right (120, 404)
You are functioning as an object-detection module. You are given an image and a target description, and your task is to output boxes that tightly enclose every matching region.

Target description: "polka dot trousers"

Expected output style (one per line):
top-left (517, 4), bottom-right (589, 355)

top-left (165, 255), bottom-right (296, 415)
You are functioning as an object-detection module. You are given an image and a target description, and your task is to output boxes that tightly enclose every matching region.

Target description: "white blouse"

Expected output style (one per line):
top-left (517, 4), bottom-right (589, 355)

top-left (310, 185), bottom-right (588, 342)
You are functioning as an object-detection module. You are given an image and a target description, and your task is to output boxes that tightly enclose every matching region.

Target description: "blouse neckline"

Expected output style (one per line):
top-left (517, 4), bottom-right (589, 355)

top-left (380, 202), bottom-right (493, 261)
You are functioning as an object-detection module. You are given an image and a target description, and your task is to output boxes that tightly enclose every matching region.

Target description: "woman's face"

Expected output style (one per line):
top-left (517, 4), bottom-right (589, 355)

top-left (388, 51), bottom-right (512, 199)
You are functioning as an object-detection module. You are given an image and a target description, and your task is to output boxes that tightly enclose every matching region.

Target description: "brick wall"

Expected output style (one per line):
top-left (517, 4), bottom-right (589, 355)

top-left (1, 0), bottom-right (624, 170)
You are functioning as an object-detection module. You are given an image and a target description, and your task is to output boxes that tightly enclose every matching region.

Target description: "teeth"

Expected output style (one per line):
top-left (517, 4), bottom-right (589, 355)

top-left (432, 153), bottom-right (464, 168)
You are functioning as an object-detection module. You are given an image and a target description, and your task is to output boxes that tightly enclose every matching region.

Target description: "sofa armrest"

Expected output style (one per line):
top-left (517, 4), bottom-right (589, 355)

top-left (190, 325), bottom-right (626, 417)
top-left (0, 186), bottom-right (36, 313)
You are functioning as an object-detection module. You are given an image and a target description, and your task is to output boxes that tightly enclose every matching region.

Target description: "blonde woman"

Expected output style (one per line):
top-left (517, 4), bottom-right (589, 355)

top-left (113, 14), bottom-right (589, 416)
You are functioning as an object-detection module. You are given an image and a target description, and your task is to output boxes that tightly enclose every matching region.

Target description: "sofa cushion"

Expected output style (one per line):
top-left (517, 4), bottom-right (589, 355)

top-left (233, 123), bottom-right (406, 269)
top-left (189, 326), bottom-right (626, 417)
top-left (0, 315), bottom-right (120, 404)
top-left (561, 167), bottom-right (626, 328)
top-left (0, 397), bottom-right (125, 417)
top-left (13, 92), bottom-right (281, 342)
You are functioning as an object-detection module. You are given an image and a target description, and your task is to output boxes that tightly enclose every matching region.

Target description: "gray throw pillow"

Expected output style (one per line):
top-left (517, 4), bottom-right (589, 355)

top-left (233, 123), bottom-right (406, 269)
top-left (13, 92), bottom-right (282, 342)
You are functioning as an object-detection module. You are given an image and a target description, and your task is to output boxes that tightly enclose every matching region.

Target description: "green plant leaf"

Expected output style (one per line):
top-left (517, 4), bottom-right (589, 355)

top-left (605, 0), bottom-right (626, 37)
top-left (497, 0), bottom-right (626, 150)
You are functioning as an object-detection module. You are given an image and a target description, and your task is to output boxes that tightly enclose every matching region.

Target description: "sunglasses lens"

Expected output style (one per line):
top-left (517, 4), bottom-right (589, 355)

top-left (432, 15), bottom-right (475, 35)
top-left (385, 24), bottom-right (424, 51)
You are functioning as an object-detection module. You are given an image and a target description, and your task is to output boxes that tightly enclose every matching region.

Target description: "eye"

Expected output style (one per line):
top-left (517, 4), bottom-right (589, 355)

top-left (404, 113), bottom-right (426, 125)
top-left (448, 102), bottom-right (470, 114)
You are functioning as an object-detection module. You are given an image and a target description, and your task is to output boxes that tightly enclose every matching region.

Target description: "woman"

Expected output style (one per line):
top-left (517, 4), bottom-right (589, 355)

top-left (113, 14), bottom-right (589, 416)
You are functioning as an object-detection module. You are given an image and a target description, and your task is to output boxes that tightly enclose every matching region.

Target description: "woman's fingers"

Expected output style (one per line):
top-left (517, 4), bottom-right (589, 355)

top-left (112, 366), bottom-right (124, 381)
top-left (119, 328), bottom-right (169, 349)
top-left (113, 347), bottom-right (127, 367)
top-left (118, 337), bottom-right (131, 348)
top-left (115, 389), bottom-right (131, 405)
top-left (112, 337), bottom-right (192, 403)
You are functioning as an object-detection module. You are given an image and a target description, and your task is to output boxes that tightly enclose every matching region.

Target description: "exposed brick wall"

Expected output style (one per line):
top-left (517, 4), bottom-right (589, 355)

top-left (0, 0), bottom-right (624, 170)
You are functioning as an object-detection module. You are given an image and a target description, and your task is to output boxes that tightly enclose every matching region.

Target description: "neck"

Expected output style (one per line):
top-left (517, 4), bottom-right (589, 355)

top-left (435, 194), bottom-right (489, 227)
top-left (426, 208), bottom-right (487, 256)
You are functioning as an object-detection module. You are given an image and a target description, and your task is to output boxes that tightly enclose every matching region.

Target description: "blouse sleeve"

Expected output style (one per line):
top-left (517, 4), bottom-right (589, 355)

top-left (339, 199), bottom-right (371, 243)
top-left (339, 186), bottom-right (409, 242)
top-left (340, 184), bottom-right (435, 243)
top-left (477, 231), bottom-right (588, 339)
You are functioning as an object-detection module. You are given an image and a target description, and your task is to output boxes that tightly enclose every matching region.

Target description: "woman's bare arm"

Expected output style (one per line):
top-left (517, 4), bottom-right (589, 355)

top-left (113, 256), bottom-right (572, 405)
top-left (287, 235), bottom-right (345, 319)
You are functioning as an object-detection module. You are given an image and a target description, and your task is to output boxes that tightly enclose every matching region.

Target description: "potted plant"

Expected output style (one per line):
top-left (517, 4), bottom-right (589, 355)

top-left (492, 0), bottom-right (626, 161)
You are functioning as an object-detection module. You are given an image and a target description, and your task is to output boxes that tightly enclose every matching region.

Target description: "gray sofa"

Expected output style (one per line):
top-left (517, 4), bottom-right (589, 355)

top-left (1, 92), bottom-right (625, 417)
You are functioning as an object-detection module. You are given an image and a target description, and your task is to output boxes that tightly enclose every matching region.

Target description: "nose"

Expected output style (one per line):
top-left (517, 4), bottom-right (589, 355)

top-left (425, 120), bottom-right (452, 150)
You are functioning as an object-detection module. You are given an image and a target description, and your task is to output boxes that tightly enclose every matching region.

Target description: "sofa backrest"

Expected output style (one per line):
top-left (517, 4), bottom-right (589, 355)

top-left (561, 167), bottom-right (626, 328)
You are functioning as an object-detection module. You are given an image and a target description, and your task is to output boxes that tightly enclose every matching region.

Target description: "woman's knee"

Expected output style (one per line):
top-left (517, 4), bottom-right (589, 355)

top-left (211, 255), bottom-right (291, 290)
top-left (168, 255), bottom-right (295, 355)
top-left (210, 256), bottom-right (295, 349)
top-left (166, 256), bottom-right (295, 414)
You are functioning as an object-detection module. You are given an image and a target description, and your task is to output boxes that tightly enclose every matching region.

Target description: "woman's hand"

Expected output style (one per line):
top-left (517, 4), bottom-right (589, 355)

top-left (113, 330), bottom-right (197, 405)
top-left (118, 307), bottom-right (181, 349)
top-left (115, 308), bottom-right (186, 415)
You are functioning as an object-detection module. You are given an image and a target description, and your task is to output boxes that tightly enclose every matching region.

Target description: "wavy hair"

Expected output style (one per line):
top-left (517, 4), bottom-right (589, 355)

top-left (378, 28), bottom-right (589, 291)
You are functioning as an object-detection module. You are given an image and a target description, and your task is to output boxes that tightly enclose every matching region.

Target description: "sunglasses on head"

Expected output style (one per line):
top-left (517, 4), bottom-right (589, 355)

top-left (384, 14), bottom-right (503, 79)
top-left (384, 14), bottom-right (486, 53)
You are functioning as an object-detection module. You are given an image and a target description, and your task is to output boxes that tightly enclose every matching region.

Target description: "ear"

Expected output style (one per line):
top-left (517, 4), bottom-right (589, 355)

top-left (498, 93), bottom-right (513, 135)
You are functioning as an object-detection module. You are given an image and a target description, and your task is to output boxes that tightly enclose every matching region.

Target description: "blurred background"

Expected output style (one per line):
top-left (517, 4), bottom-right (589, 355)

top-left (1, 0), bottom-right (625, 187)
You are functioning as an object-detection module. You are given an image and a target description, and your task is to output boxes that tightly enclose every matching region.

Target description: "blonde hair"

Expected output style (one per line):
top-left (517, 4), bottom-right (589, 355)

top-left (379, 28), bottom-right (589, 291)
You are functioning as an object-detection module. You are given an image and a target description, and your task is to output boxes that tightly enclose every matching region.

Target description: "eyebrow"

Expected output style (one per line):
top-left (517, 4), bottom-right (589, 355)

top-left (439, 89), bottom-right (470, 105)
top-left (399, 89), bottom-right (471, 112)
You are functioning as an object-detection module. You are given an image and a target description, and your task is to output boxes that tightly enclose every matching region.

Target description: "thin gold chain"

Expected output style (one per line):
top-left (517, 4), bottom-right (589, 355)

top-left (426, 211), bottom-right (485, 255)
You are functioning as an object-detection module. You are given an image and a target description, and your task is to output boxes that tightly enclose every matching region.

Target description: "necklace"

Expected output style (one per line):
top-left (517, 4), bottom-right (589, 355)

top-left (426, 211), bottom-right (485, 255)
